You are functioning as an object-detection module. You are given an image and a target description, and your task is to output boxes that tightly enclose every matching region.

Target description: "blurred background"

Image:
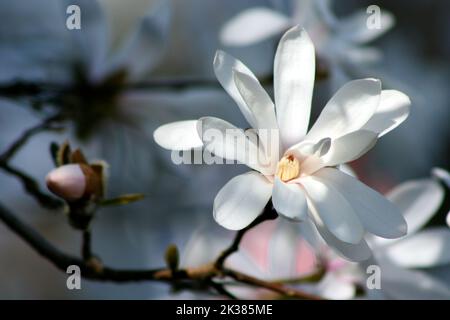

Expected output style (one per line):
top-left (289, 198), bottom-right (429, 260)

top-left (0, 0), bottom-right (448, 298)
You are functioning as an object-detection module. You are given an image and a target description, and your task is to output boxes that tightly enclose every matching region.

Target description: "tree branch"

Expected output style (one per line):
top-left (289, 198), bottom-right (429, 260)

top-left (0, 163), bottom-right (63, 209)
top-left (0, 114), bottom-right (63, 163)
top-left (0, 114), bottom-right (64, 209)
top-left (221, 268), bottom-right (322, 300)
top-left (0, 77), bottom-right (274, 97)
top-left (82, 230), bottom-right (93, 261)
top-left (0, 202), bottom-right (322, 299)
top-left (209, 280), bottom-right (238, 300)
top-left (215, 201), bottom-right (278, 269)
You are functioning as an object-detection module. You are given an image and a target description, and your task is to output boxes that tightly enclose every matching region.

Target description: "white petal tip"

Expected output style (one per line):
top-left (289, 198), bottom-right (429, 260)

top-left (353, 251), bottom-right (372, 262)
top-left (432, 167), bottom-right (450, 184)
top-left (213, 50), bottom-right (226, 67)
top-left (287, 24), bottom-right (305, 34)
top-left (231, 68), bottom-right (249, 84)
top-left (364, 78), bottom-right (382, 86)
top-left (378, 220), bottom-right (408, 239)
top-left (398, 223), bottom-right (408, 237)
top-left (153, 120), bottom-right (203, 151)
top-left (213, 207), bottom-right (250, 231)
top-left (46, 164), bottom-right (86, 201)
top-left (381, 10), bottom-right (396, 30)
top-left (282, 25), bottom-right (311, 42)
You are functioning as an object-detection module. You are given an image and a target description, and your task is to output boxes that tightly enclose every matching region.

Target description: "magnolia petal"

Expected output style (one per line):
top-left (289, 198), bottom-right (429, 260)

top-left (153, 120), bottom-right (203, 151)
top-left (197, 117), bottom-right (272, 174)
top-left (268, 220), bottom-right (308, 279)
top-left (237, 221), bottom-right (277, 277)
top-left (362, 90), bottom-right (411, 137)
top-left (214, 172), bottom-right (272, 230)
top-left (68, 0), bottom-right (108, 80)
top-left (322, 130), bottom-right (378, 167)
top-left (233, 70), bottom-right (280, 167)
top-left (384, 228), bottom-right (450, 268)
top-left (306, 79), bottom-right (381, 142)
top-left (378, 259), bottom-right (450, 299)
top-left (292, 138), bottom-right (330, 176)
top-left (293, 238), bottom-right (318, 277)
top-left (233, 70), bottom-right (277, 131)
top-left (213, 50), bottom-right (258, 127)
top-left (46, 164), bottom-right (86, 201)
top-left (307, 204), bottom-right (372, 262)
top-left (339, 164), bottom-right (357, 177)
top-left (316, 168), bottom-right (407, 238)
top-left (338, 9), bottom-right (395, 44)
top-left (301, 176), bottom-right (365, 244)
top-left (274, 26), bottom-right (315, 149)
top-left (297, 219), bottom-right (323, 251)
top-left (289, 138), bottom-right (331, 163)
top-left (433, 168), bottom-right (450, 227)
top-left (107, 0), bottom-right (171, 80)
top-left (272, 177), bottom-right (308, 221)
top-left (98, 0), bottom-right (156, 50)
top-left (432, 167), bottom-right (450, 188)
top-left (317, 273), bottom-right (356, 300)
top-left (182, 228), bottom-right (229, 268)
top-left (220, 7), bottom-right (292, 46)
top-left (387, 178), bottom-right (444, 234)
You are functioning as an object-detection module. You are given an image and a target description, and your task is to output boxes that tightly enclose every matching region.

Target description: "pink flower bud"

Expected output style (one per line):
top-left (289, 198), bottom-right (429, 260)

top-left (46, 164), bottom-right (86, 201)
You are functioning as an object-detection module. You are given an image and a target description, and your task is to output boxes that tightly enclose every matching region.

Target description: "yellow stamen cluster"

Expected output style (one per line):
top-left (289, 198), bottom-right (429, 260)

top-left (276, 155), bottom-right (300, 182)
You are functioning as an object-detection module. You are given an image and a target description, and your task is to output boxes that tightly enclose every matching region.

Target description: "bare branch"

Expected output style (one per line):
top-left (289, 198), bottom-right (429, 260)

top-left (0, 114), bottom-right (64, 209)
top-left (0, 163), bottom-right (63, 209)
top-left (221, 268), bottom-right (322, 300)
top-left (82, 230), bottom-right (93, 261)
top-left (209, 281), bottom-right (238, 300)
top-left (0, 114), bottom-right (63, 163)
top-left (215, 201), bottom-right (278, 269)
top-left (0, 202), bottom-right (322, 299)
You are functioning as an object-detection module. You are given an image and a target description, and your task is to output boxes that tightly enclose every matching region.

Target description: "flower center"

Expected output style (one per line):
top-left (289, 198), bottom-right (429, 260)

top-left (276, 155), bottom-right (300, 182)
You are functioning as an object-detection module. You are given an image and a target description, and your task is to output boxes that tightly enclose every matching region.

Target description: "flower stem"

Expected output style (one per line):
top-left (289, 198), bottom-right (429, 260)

top-left (215, 200), bottom-right (278, 269)
top-left (0, 202), bottom-right (321, 299)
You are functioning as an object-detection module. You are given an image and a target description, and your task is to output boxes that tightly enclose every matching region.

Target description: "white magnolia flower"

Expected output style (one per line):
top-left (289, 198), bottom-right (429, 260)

top-left (304, 175), bottom-right (450, 299)
top-left (154, 26), bottom-right (411, 261)
top-left (220, 0), bottom-right (394, 88)
top-left (181, 220), bottom-right (319, 299)
top-left (181, 174), bottom-right (450, 300)
top-left (0, 0), bottom-right (172, 187)
top-left (0, 0), bottom-right (171, 85)
top-left (432, 168), bottom-right (450, 227)
top-left (365, 176), bottom-right (450, 299)
top-left (182, 219), bottom-right (362, 300)
top-left (236, 220), bottom-right (363, 300)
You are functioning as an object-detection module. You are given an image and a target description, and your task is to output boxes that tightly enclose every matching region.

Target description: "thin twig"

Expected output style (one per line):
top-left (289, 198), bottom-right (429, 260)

top-left (82, 230), bottom-right (92, 261)
top-left (0, 114), bottom-right (64, 209)
top-left (0, 203), bottom-right (321, 299)
top-left (0, 114), bottom-right (63, 163)
top-left (209, 281), bottom-right (238, 300)
top-left (0, 163), bottom-right (63, 209)
top-left (215, 201), bottom-right (278, 268)
top-left (221, 268), bottom-right (322, 300)
top-left (0, 78), bottom-right (218, 97)
top-left (0, 77), bottom-right (274, 96)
